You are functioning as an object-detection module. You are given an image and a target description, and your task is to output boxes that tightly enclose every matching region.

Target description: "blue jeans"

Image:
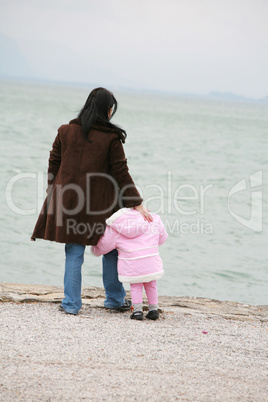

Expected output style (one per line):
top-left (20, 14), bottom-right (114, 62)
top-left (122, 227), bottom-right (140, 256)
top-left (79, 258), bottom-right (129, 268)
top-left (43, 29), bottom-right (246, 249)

top-left (102, 249), bottom-right (126, 308)
top-left (62, 245), bottom-right (126, 314)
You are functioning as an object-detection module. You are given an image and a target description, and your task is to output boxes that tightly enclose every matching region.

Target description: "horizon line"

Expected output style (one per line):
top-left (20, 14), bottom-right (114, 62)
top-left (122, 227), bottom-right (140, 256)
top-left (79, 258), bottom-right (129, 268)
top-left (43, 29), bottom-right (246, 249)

top-left (0, 74), bottom-right (267, 103)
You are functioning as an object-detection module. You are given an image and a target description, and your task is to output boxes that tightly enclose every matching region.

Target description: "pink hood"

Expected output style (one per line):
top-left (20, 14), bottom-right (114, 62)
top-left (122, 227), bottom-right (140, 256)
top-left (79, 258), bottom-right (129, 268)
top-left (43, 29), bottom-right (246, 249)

top-left (106, 208), bottom-right (151, 238)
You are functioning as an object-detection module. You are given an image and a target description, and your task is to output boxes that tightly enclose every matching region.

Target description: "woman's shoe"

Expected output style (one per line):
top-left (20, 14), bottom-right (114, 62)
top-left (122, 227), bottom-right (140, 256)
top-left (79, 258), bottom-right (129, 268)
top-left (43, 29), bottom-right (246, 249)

top-left (130, 311), bottom-right (144, 320)
top-left (59, 304), bottom-right (78, 315)
top-left (116, 299), bottom-right (132, 312)
top-left (146, 310), bottom-right (159, 320)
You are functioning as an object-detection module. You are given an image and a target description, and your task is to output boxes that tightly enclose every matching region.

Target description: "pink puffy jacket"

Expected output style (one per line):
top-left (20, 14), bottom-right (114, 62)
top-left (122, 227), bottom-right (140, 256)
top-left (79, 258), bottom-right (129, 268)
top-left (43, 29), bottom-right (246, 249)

top-left (91, 208), bottom-right (168, 284)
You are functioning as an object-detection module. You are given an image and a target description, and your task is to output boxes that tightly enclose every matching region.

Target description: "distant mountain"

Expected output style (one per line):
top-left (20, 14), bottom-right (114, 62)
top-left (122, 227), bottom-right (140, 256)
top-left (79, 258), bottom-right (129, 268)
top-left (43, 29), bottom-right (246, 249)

top-left (0, 33), bottom-right (141, 89)
top-left (19, 39), bottom-right (121, 85)
top-left (1, 32), bottom-right (267, 101)
top-left (260, 96), bottom-right (268, 103)
top-left (0, 33), bottom-right (101, 83)
top-left (0, 32), bottom-right (33, 78)
top-left (206, 91), bottom-right (268, 102)
top-left (207, 91), bottom-right (248, 101)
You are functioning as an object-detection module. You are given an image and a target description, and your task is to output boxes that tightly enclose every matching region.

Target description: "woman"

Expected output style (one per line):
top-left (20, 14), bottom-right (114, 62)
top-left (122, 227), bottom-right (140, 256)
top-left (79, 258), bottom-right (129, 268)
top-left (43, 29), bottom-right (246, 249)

top-left (31, 87), bottom-right (152, 315)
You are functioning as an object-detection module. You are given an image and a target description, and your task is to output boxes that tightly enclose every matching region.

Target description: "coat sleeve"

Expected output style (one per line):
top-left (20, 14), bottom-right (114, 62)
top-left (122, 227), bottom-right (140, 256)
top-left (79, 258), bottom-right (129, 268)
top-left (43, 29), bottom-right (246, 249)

top-left (47, 131), bottom-right (61, 193)
top-left (108, 138), bottom-right (143, 208)
top-left (91, 227), bottom-right (118, 256)
top-left (158, 217), bottom-right (168, 245)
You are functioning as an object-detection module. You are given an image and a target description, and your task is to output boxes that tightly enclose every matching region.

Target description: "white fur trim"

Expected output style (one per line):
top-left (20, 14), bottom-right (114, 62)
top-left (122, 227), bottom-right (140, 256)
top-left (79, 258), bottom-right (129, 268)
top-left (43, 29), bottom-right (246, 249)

top-left (106, 208), bottom-right (132, 226)
top-left (118, 270), bottom-right (164, 284)
top-left (118, 253), bottom-right (159, 260)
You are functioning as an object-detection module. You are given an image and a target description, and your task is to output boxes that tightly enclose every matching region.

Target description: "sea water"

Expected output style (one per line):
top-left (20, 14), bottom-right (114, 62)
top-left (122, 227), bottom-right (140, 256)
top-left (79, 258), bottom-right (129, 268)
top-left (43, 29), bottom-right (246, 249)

top-left (1, 79), bottom-right (267, 305)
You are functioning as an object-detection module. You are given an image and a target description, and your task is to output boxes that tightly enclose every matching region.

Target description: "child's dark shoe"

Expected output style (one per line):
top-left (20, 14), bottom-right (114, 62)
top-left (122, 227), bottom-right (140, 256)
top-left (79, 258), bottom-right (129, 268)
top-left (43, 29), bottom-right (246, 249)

top-left (146, 310), bottom-right (159, 320)
top-left (130, 311), bottom-right (143, 320)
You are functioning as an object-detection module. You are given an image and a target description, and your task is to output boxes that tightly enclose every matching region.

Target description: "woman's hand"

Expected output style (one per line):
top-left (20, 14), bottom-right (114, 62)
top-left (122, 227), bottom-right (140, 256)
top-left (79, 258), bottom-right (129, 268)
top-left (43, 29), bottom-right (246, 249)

top-left (134, 204), bottom-right (153, 222)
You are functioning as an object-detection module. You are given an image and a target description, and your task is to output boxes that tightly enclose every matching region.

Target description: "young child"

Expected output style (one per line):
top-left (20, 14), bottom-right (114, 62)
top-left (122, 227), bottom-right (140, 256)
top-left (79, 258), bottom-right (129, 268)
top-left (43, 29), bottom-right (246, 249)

top-left (91, 208), bottom-right (168, 320)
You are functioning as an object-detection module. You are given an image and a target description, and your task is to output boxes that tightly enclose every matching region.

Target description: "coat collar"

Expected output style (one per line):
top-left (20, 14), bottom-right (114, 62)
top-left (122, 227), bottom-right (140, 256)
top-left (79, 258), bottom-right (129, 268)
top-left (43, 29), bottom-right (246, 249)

top-left (69, 118), bottom-right (81, 125)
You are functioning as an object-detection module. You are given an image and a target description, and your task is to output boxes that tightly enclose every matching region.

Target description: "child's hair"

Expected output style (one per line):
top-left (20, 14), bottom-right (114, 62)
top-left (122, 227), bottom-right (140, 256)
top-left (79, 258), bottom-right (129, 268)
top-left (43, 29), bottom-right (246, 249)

top-left (77, 87), bottom-right (127, 143)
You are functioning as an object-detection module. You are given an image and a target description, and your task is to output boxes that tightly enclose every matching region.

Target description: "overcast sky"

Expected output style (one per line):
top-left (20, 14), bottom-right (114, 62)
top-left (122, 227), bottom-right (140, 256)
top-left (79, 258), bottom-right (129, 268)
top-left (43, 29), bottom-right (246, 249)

top-left (0, 0), bottom-right (267, 98)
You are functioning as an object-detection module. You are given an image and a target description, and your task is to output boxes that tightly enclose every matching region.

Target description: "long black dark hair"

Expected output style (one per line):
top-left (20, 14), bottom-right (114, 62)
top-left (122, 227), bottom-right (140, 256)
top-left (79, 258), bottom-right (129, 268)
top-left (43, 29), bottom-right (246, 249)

top-left (77, 87), bottom-right (127, 143)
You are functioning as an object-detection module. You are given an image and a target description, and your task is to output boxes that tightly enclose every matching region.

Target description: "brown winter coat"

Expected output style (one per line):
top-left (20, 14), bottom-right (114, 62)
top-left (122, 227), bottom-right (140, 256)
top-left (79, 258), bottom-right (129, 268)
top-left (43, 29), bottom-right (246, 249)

top-left (31, 119), bottom-right (142, 245)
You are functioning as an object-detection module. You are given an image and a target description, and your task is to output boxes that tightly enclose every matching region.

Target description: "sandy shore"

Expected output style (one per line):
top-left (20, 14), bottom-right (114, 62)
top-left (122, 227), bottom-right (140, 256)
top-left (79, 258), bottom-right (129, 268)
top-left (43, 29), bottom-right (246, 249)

top-left (0, 283), bottom-right (267, 401)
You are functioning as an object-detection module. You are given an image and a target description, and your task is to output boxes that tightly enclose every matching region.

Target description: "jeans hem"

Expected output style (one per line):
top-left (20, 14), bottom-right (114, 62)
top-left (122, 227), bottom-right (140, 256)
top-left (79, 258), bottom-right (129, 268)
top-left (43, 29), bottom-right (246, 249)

top-left (61, 303), bottom-right (81, 315)
top-left (104, 302), bottom-right (124, 309)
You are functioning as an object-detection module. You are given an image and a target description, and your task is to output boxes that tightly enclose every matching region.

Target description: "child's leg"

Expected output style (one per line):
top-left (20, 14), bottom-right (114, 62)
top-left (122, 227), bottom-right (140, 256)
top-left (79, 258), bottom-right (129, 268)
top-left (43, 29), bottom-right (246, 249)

top-left (143, 280), bottom-right (158, 311)
top-left (130, 282), bottom-right (143, 312)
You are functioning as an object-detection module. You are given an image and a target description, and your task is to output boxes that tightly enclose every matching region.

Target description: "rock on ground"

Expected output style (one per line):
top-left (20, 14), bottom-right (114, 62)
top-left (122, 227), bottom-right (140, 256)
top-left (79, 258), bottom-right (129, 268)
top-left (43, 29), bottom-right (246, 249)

top-left (1, 282), bottom-right (267, 322)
